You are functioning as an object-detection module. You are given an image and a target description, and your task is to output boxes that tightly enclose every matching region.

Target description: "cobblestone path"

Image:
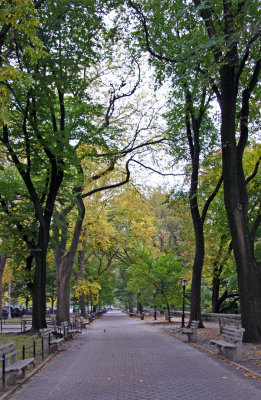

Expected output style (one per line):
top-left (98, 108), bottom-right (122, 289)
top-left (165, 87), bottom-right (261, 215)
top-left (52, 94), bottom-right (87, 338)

top-left (9, 311), bottom-right (261, 400)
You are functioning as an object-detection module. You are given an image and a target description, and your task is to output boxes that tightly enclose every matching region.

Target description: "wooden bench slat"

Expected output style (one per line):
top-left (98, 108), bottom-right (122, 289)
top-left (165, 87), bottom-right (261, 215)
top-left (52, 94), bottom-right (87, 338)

top-left (0, 342), bottom-right (15, 351)
top-left (210, 320), bottom-right (245, 362)
top-left (1, 342), bottom-right (35, 387)
top-left (40, 328), bottom-right (64, 354)
top-left (60, 321), bottom-right (78, 340)
top-left (6, 358), bottom-right (35, 372)
top-left (210, 339), bottom-right (237, 349)
top-left (181, 320), bottom-right (199, 343)
top-left (3, 350), bottom-right (17, 360)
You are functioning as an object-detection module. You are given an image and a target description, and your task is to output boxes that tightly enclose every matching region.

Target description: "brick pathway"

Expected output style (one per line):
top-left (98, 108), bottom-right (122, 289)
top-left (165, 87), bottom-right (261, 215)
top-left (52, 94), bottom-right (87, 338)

top-left (9, 311), bottom-right (261, 399)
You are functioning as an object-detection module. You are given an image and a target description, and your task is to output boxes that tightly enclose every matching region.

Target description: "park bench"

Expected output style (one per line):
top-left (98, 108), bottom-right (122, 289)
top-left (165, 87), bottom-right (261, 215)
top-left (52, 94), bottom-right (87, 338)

top-left (0, 341), bottom-right (35, 387)
top-left (181, 320), bottom-right (199, 343)
top-left (47, 316), bottom-right (57, 331)
top-left (210, 321), bottom-right (245, 362)
top-left (40, 328), bottom-right (64, 354)
top-left (218, 317), bottom-right (241, 332)
top-left (80, 317), bottom-right (90, 329)
top-left (61, 321), bottom-right (78, 340)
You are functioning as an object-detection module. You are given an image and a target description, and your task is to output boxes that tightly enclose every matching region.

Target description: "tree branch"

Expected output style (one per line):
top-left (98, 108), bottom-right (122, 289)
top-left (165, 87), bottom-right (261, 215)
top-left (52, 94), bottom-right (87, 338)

top-left (201, 175), bottom-right (223, 224)
top-left (81, 158), bottom-right (132, 199)
top-left (236, 29), bottom-right (261, 84)
top-left (127, 0), bottom-right (180, 64)
top-left (131, 159), bottom-right (185, 177)
top-left (237, 60), bottom-right (261, 158)
top-left (246, 156), bottom-right (261, 184)
top-left (250, 210), bottom-right (261, 242)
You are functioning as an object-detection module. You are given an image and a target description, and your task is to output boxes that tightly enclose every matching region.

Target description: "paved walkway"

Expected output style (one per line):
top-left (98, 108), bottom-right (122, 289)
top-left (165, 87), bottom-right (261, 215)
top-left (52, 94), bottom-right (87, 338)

top-left (9, 311), bottom-right (261, 400)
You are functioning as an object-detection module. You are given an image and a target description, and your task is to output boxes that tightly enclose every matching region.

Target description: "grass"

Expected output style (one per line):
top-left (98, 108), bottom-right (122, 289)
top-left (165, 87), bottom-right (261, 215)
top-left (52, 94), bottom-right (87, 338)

top-left (0, 331), bottom-right (50, 395)
top-left (0, 333), bottom-right (42, 360)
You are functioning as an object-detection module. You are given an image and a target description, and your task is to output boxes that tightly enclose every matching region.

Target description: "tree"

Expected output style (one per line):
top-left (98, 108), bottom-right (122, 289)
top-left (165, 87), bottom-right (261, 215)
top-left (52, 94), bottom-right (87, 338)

top-left (201, 144), bottom-right (261, 313)
top-left (148, 187), bottom-right (183, 253)
top-left (70, 183), bottom-right (160, 313)
top-left (0, 0), bottom-right (45, 124)
top-left (52, 41), bottom-right (170, 320)
top-left (127, 249), bottom-right (186, 321)
top-left (74, 279), bottom-right (101, 308)
top-left (124, 0), bottom-right (261, 341)
top-left (0, 0), bottom-right (121, 330)
top-left (125, 0), bottom-right (223, 327)
top-left (193, 0), bottom-right (261, 342)
top-left (0, 254), bottom-right (8, 312)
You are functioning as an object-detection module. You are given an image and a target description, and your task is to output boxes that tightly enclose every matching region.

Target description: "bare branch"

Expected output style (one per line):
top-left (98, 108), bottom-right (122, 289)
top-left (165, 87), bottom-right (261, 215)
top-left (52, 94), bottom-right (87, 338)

top-left (236, 29), bottom-right (261, 84)
top-left (131, 159), bottom-right (185, 177)
top-left (95, 137), bottom-right (169, 159)
top-left (81, 158), bottom-right (132, 199)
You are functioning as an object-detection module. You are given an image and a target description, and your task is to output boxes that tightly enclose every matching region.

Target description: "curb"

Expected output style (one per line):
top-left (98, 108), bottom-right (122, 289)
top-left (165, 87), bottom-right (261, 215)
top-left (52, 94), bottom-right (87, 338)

top-left (0, 354), bottom-right (55, 400)
top-left (161, 327), bottom-right (261, 381)
top-left (0, 334), bottom-right (81, 400)
top-left (132, 316), bottom-right (261, 381)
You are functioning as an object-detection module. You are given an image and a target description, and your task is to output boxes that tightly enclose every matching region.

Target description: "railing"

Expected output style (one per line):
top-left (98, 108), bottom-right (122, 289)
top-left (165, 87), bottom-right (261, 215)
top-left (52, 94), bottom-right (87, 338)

top-left (1, 353), bottom-right (6, 392)
top-left (0, 319), bottom-right (28, 333)
top-left (70, 318), bottom-right (82, 333)
top-left (164, 311), bottom-right (241, 324)
top-left (22, 338), bottom-right (45, 362)
top-left (1, 337), bottom-right (50, 392)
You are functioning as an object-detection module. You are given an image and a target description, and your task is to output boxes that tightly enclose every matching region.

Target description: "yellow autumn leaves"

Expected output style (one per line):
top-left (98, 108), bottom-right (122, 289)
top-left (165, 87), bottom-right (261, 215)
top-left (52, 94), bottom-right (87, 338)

top-left (74, 279), bottom-right (101, 305)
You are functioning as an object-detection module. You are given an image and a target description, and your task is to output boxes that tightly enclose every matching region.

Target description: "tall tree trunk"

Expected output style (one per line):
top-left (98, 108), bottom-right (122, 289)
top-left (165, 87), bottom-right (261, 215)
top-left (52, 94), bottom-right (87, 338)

top-left (32, 249), bottom-right (47, 330)
top-left (166, 302), bottom-right (171, 323)
top-left (79, 295), bottom-right (86, 317)
top-left (0, 255), bottom-right (7, 314)
top-left (212, 238), bottom-right (232, 312)
top-left (55, 195), bottom-right (85, 324)
top-left (77, 247), bottom-right (87, 317)
top-left (192, 0), bottom-right (261, 343)
top-left (183, 88), bottom-right (222, 328)
top-left (212, 238), bottom-right (225, 313)
top-left (56, 256), bottom-right (72, 323)
top-left (137, 302), bottom-right (143, 313)
top-left (186, 106), bottom-right (205, 327)
top-left (220, 66), bottom-right (261, 342)
top-left (189, 218), bottom-right (204, 327)
top-left (212, 267), bottom-right (221, 313)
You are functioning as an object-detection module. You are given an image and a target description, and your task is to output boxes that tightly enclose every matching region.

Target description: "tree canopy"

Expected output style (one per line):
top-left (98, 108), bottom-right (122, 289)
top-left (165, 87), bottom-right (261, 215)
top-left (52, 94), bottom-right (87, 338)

top-left (0, 0), bottom-right (260, 342)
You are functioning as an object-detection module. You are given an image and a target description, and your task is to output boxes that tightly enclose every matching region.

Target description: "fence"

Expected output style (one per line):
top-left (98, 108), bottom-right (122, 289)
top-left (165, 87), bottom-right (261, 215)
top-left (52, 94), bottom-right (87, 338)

top-left (1, 335), bottom-right (52, 392)
top-left (0, 319), bottom-right (28, 333)
top-left (164, 311), bottom-right (241, 324)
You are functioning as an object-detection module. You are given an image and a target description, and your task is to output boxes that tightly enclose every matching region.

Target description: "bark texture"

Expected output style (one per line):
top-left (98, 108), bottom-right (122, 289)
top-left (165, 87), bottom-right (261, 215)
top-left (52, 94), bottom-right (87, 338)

top-left (0, 255), bottom-right (7, 314)
top-left (55, 195), bottom-right (85, 324)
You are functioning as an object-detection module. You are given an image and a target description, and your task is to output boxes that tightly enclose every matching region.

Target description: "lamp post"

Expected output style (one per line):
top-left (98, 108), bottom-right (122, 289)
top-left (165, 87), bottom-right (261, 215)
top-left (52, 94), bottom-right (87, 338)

top-left (152, 289), bottom-right (157, 320)
top-left (8, 263), bottom-right (11, 319)
top-left (181, 279), bottom-right (187, 327)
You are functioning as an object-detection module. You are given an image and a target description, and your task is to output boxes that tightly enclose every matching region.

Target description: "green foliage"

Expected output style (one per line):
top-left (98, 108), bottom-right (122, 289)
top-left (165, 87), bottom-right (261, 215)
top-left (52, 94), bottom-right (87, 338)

top-left (127, 247), bottom-right (187, 310)
top-left (0, 0), bottom-right (44, 124)
top-left (201, 285), bottom-right (212, 313)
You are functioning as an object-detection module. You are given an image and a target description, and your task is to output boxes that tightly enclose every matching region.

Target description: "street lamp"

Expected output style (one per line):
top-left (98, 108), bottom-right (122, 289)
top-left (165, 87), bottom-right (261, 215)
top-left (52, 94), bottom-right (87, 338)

top-left (181, 279), bottom-right (187, 327)
top-left (152, 289), bottom-right (157, 320)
